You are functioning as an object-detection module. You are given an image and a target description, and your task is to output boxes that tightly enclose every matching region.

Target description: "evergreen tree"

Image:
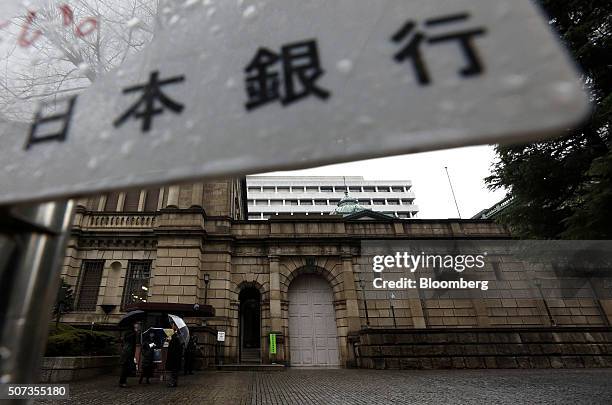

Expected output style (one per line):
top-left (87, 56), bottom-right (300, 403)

top-left (486, 0), bottom-right (611, 238)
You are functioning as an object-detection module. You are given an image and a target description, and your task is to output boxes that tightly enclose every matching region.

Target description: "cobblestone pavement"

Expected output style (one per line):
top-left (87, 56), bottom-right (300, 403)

top-left (37, 368), bottom-right (612, 405)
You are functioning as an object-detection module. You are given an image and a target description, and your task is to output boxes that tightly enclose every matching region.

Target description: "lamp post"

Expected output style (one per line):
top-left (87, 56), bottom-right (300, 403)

top-left (204, 273), bottom-right (210, 304)
top-left (389, 292), bottom-right (397, 328)
top-left (358, 276), bottom-right (370, 327)
top-left (534, 278), bottom-right (555, 326)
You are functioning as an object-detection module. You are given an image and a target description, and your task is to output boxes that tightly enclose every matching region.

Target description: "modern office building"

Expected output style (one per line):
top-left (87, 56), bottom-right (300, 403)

top-left (246, 176), bottom-right (418, 220)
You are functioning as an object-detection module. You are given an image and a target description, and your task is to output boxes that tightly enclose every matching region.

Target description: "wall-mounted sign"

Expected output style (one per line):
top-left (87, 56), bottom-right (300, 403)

top-left (269, 333), bottom-right (277, 355)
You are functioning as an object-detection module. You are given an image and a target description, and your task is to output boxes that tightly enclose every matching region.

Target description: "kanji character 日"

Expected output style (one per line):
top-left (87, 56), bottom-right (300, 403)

top-left (24, 97), bottom-right (77, 150)
top-left (245, 39), bottom-right (331, 111)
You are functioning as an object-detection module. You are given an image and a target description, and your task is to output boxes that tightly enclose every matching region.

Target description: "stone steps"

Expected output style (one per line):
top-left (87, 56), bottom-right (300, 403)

top-left (216, 364), bottom-right (286, 372)
top-left (241, 348), bottom-right (261, 363)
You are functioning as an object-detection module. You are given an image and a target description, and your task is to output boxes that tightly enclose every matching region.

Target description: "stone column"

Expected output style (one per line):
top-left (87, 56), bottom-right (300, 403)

top-left (340, 254), bottom-right (361, 367)
top-left (97, 195), bottom-right (107, 211)
top-left (408, 299), bottom-right (427, 328)
top-left (341, 255), bottom-right (361, 333)
top-left (191, 183), bottom-right (204, 208)
top-left (116, 192), bottom-right (126, 211)
top-left (268, 255), bottom-right (285, 363)
top-left (137, 190), bottom-right (146, 211)
top-left (166, 185), bottom-right (180, 208)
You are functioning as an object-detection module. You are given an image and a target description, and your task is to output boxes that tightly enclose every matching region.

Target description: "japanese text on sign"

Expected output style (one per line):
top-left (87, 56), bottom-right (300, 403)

top-left (23, 11), bottom-right (489, 149)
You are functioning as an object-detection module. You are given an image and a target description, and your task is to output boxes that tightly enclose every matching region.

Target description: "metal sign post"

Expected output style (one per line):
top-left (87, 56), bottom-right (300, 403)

top-left (0, 200), bottom-right (75, 387)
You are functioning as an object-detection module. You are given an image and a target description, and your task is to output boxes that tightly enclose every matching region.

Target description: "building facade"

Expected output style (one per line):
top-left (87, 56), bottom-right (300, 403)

top-left (246, 176), bottom-right (418, 220)
top-left (59, 179), bottom-right (612, 369)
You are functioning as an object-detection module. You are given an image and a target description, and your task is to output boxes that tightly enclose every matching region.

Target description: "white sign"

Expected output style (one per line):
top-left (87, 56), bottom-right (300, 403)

top-left (217, 331), bottom-right (225, 342)
top-left (0, 0), bottom-right (588, 204)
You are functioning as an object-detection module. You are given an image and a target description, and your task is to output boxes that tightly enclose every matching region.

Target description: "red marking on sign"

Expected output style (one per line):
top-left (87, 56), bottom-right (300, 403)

top-left (59, 4), bottom-right (74, 26)
top-left (11, 5), bottom-right (99, 48)
top-left (17, 10), bottom-right (42, 48)
top-left (76, 18), bottom-right (98, 38)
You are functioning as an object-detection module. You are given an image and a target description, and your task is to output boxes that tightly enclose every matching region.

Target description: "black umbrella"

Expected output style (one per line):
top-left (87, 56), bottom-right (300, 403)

top-left (118, 310), bottom-right (146, 327)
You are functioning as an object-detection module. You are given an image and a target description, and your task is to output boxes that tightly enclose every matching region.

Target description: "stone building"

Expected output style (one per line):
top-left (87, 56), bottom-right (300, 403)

top-left (59, 179), bottom-right (612, 369)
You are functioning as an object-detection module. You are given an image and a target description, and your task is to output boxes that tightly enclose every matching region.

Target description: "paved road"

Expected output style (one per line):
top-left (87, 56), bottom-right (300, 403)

top-left (37, 369), bottom-right (612, 404)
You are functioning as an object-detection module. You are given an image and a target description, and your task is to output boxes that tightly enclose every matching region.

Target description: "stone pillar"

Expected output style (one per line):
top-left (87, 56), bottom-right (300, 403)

top-left (405, 272), bottom-right (427, 328)
top-left (268, 255), bottom-right (285, 363)
top-left (341, 255), bottom-right (361, 333)
top-left (157, 188), bottom-right (165, 211)
top-left (97, 195), bottom-right (107, 211)
top-left (137, 190), bottom-right (146, 211)
top-left (408, 299), bottom-right (427, 328)
top-left (166, 185), bottom-right (180, 208)
top-left (340, 254), bottom-right (361, 367)
top-left (191, 183), bottom-right (204, 208)
top-left (117, 192), bottom-right (126, 211)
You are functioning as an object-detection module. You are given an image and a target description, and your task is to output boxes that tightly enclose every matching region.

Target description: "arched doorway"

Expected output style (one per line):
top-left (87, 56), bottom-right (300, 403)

top-left (288, 274), bottom-right (339, 367)
top-left (239, 287), bottom-right (261, 363)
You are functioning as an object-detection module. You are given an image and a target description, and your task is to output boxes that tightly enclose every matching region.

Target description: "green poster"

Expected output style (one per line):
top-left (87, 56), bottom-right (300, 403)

top-left (269, 333), bottom-right (277, 354)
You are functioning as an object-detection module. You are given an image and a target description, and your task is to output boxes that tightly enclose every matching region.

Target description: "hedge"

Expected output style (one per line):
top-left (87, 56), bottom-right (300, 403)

top-left (45, 324), bottom-right (117, 357)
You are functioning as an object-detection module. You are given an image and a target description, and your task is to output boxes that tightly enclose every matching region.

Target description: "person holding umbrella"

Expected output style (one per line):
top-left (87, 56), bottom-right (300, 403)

top-left (139, 330), bottom-right (157, 384)
top-left (184, 335), bottom-right (198, 375)
top-left (119, 322), bottom-right (140, 388)
top-left (166, 314), bottom-right (188, 388)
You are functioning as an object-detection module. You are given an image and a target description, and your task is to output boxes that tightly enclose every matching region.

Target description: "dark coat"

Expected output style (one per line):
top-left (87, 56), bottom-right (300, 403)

top-left (185, 336), bottom-right (197, 358)
top-left (141, 338), bottom-right (155, 369)
top-left (165, 333), bottom-right (183, 371)
top-left (120, 331), bottom-right (136, 365)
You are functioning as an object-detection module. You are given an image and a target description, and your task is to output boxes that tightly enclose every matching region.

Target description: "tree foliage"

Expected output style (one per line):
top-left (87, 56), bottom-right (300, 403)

top-left (486, 0), bottom-right (611, 239)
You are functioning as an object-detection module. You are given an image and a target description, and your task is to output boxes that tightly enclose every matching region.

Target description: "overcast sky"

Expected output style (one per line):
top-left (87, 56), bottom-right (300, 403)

top-left (258, 145), bottom-right (507, 219)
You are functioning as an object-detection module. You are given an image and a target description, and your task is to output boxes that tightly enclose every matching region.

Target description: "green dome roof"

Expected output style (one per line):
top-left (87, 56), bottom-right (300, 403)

top-left (332, 192), bottom-right (366, 216)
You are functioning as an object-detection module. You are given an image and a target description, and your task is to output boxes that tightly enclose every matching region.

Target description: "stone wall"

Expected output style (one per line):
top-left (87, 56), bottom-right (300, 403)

top-left (190, 326), bottom-right (218, 369)
top-left (40, 356), bottom-right (120, 382)
top-left (356, 327), bottom-right (612, 369)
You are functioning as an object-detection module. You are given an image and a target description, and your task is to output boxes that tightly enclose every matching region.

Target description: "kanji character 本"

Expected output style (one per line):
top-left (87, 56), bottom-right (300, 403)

top-left (244, 39), bottom-right (330, 111)
top-left (24, 96), bottom-right (77, 150)
top-left (391, 13), bottom-right (486, 85)
top-left (113, 71), bottom-right (185, 132)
